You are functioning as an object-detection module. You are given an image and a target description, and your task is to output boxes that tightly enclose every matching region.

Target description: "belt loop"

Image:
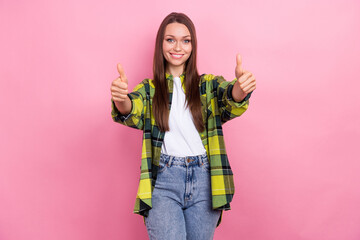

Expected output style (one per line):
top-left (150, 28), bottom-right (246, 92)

top-left (168, 156), bottom-right (173, 167)
top-left (159, 153), bottom-right (164, 164)
top-left (202, 153), bottom-right (207, 165)
top-left (198, 154), bottom-right (203, 166)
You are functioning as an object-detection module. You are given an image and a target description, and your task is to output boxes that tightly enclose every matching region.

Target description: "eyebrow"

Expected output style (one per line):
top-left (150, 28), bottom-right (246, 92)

top-left (165, 35), bottom-right (191, 38)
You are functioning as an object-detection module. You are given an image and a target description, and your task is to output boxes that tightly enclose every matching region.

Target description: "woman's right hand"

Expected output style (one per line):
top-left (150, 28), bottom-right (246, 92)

top-left (110, 63), bottom-right (132, 115)
top-left (111, 63), bottom-right (129, 103)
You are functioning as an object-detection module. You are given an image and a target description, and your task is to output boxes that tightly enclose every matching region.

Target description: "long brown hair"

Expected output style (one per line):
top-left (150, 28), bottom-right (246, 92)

top-left (153, 12), bottom-right (205, 133)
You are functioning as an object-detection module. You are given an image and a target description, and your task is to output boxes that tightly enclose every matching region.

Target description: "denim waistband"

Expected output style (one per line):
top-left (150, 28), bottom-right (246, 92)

top-left (160, 152), bottom-right (208, 167)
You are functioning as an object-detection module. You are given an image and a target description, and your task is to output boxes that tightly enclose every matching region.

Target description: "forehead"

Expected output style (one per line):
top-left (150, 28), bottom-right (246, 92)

top-left (164, 22), bottom-right (191, 37)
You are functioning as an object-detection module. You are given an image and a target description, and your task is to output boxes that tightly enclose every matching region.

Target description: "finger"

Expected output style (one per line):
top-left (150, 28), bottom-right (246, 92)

top-left (242, 83), bottom-right (256, 93)
top-left (111, 89), bottom-right (128, 96)
top-left (240, 75), bottom-right (255, 86)
top-left (244, 85), bottom-right (256, 93)
top-left (117, 63), bottom-right (127, 80)
top-left (113, 77), bottom-right (122, 82)
top-left (111, 85), bottom-right (128, 94)
top-left (240, 77), bottom-right (256, 89)
top-left (118, 81), bottom-right (128, 89)
top-left (236, 54), bottom-right (242, 67)
top-left (241, 77), bottom-right (256, 89)
top-left (112, 81), bottom-right (128, 89)
top-left (235, 54), bottom-right (244, 78)
top-left (112, 80), bottom-right (121, 87)
top-left (238, 72), bottom-right (252, 84)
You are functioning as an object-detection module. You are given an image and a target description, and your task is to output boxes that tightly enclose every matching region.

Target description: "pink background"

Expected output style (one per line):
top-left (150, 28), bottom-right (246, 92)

top-left (1, 0), bottom-right (360, 239)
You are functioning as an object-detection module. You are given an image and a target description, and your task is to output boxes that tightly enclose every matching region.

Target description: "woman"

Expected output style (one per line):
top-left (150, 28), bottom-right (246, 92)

top-left (110, 12), bottom-right (256, 240)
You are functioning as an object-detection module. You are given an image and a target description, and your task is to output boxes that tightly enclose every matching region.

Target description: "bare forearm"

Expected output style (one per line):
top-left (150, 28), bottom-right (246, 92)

top-left (231, 81), bottom-right (247, 102)
top-left (114, 96), bottom-right (132, 115)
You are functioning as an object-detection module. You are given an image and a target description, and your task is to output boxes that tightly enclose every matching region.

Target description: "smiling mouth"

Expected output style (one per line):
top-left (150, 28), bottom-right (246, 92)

top-left (170, 53), bottom-right (184, 59)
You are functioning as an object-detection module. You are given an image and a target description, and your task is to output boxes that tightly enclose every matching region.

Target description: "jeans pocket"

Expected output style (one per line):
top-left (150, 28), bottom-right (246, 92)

top-left (200, 161), bottom-right (210, 172)
top-left (158, 160), bottom-right (168, 173)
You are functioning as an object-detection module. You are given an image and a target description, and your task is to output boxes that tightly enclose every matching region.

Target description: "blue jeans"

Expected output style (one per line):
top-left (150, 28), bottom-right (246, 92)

top-left (145, 153), bottom-right (222, 240)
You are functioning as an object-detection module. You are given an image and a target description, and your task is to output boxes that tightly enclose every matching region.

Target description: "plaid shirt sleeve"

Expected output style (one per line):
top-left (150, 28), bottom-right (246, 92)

top-left (111, 81), bottom-right (147, 130)
top-left (215, 75), bottom-right (253, 124)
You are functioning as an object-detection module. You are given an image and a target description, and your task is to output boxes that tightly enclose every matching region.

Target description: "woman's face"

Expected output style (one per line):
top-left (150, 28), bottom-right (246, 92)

top-left (162, 22), bottom-right (192, 72)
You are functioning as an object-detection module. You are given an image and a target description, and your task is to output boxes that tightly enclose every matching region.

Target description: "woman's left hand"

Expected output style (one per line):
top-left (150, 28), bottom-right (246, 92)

top-left (232, 54), bottom-right (256, 102)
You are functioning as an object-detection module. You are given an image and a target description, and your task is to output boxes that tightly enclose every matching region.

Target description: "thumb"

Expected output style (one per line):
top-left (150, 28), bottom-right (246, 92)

top-left (235, 54), bottom-right (244, 79)
top-left (117, 63), bottom-right (128, 83)
top-left (236, 53), bottom-right (242, 67)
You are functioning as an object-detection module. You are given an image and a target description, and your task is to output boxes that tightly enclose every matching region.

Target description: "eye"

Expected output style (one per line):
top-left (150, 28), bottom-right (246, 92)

top-left (184, 39), bottom-right (191, 43)
top-left (166, 39), bottom-right (174, 43)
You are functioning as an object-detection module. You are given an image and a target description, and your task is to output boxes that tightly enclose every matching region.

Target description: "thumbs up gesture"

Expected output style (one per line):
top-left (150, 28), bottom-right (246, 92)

top-left (111, 63), bottom-right (129, 103)
top-left (233, 54), bottom-right (256, 101)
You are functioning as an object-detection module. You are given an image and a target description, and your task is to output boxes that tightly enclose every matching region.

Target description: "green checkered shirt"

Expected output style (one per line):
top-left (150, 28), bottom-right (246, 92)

top-left (111, 72), bottom-right (252, 227)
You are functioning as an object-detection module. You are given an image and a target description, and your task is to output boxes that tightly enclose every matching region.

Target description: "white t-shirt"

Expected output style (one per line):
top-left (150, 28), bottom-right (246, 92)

top-left (160, 76), bottom-right (206, 157)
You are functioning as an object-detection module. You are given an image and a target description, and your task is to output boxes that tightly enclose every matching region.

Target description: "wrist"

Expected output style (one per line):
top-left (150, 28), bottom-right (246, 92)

top-left (114, 96), bottom-right (132, 115)
top-left (232, 81), bottom-right (246, 102)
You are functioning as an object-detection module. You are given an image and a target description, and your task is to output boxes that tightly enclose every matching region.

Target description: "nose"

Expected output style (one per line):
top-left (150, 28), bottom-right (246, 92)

top-left (174, 41), bottom-right (181, 52)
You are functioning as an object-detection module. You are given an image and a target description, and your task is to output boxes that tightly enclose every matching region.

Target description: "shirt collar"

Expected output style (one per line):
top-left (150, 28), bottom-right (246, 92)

top-left (165, 72), bottom-right (186, 93)
top-left (165, 72), bottom-right (186, 83)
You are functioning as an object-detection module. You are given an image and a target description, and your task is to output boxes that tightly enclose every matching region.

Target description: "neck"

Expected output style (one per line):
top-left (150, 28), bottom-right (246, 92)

top-left (166, 64), bottom-right (185, 78)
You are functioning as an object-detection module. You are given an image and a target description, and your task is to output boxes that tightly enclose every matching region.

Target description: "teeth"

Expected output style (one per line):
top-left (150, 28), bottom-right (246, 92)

top-left (171, 54), bottom-right (183, 58)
